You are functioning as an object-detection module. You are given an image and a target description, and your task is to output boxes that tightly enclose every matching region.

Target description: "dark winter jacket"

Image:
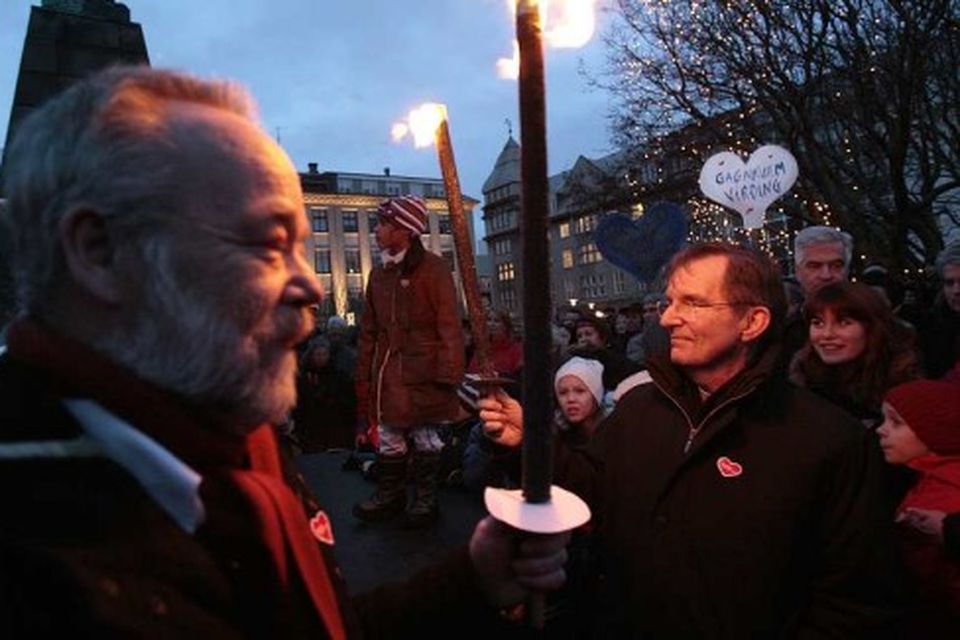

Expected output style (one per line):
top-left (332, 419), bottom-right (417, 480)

top-left (293, 363), bottom-right (357, 451)
top-left (0, 320), bottom-right (498, 638)
top-left (917, 299), bottom-right (960, 379)
top-left (355, 239), bottom-right (464, 429)
top-left (554, 346), bottom-right (902, 638)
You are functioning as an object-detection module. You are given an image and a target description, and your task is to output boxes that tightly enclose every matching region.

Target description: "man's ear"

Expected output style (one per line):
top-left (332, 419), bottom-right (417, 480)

top-left (58, 207), bottom-right (123, 304)
top-left (740, 306), bottom-right (771, 343)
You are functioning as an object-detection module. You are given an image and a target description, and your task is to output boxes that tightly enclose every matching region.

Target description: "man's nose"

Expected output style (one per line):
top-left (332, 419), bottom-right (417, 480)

top-left (287, 252), bottom-right (323, 306)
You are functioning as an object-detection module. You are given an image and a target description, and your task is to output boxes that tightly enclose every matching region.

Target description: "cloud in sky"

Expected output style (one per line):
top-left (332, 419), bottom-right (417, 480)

top-left (0, 0), bottom-right (614, 220)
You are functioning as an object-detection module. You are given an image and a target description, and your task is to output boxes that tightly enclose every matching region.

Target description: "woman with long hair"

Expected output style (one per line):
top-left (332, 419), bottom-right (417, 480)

top-left (790, 281), bottom-right (920, 427)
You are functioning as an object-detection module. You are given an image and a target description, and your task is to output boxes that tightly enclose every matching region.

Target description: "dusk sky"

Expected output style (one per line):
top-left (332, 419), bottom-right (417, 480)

top-left (0, 0), bottom-right (616, 244)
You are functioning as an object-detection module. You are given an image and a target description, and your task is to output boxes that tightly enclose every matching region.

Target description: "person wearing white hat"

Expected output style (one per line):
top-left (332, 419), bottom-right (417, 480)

top-left (554, 356), bottom-right (607, 438)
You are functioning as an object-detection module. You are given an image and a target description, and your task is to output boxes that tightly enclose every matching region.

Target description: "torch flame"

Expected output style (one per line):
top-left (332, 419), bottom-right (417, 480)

top-left (496, 0), bottom-right (598, 79)
top-left (391, 103), bottom-right (448, 148)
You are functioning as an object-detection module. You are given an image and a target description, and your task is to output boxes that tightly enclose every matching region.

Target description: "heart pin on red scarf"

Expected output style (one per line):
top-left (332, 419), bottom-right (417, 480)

top-left (310, 510), bottom-right (335, 545)
top-left (716, 456), bottom-right (743, 478)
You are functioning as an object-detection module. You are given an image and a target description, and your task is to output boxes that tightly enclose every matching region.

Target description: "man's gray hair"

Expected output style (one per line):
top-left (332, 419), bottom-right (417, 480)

top-left (793, 226), bottom-right (854, 267)
top-left (2, 65), bottom-right (256, 316)
top-left (935, 241), bottom-right (960, 278)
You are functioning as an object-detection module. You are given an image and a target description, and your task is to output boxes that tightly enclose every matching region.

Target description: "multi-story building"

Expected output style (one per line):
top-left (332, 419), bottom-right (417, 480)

top-left (299, 164), bottom-right (479, 322)
top-left (481, 127), bottom-right (797, 322)
top-left (482, 137), bottom-right (651, 318)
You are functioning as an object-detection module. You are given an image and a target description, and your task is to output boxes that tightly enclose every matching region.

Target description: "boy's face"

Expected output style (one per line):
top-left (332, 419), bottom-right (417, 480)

top-left (877, 402), bottom-right (930, 465)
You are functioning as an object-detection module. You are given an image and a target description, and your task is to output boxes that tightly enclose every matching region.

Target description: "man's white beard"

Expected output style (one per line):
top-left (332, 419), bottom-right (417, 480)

top-left (93, 237), bottom-right (304, 433)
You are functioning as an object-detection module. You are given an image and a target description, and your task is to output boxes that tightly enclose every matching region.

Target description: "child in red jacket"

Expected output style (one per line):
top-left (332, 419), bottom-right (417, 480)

top-left (878, 380), bottom-right (960, 630)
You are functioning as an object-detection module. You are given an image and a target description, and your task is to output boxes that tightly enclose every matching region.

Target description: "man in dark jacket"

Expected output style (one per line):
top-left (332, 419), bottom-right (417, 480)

top-left (480, 242), bottom-right (901, 637)
top-left (353, 195), bottom-right (465, 527)
top-left (917, 241), bottom-right (960, 379)
top-left (0, 66), bottom-right (568, 638)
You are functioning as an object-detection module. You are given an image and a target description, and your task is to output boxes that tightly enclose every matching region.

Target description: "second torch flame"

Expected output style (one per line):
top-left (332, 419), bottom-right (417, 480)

top-left (392, 103), bottom-right (497, 379)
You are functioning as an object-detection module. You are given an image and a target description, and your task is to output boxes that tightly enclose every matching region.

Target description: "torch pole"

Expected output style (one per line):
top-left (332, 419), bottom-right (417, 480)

top-left (435, 117), bottom-right (496, 378)
top-left (516, 0), bottom-right (553, 505)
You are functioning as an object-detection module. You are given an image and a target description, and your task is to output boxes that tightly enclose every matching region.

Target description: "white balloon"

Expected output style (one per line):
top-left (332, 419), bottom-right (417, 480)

top-left (698, 145), bottom-right (799, 229)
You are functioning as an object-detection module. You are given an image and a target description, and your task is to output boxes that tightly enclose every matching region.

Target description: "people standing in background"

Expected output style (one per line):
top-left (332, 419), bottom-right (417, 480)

top-left (783, 226), bottom-right (854, 361)
top-left (569, 315), bottom-right (640, 391)
top-left (625, 292), bottom-right (670, 367)
top-left (292, 335), bottom-right (357, 452)
top-left (790, 281), bottom-right (920, 427)
top-left (917, 242), bottom-right (960, 379)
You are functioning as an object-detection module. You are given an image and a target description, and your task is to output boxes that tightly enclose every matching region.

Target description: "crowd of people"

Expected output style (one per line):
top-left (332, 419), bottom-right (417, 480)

top-left (474, 232), bottom-right (960, 635)
top-left (1, 64), bottom-right (959, 637)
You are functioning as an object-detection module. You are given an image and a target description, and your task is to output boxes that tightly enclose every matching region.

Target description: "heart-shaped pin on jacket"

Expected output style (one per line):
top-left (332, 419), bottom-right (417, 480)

top-left (310, 510), bottom-right (335, 545)
top-left (716, 456), bottom-right (743, 478)
top-left (698, 145), bottom-right (798, 229)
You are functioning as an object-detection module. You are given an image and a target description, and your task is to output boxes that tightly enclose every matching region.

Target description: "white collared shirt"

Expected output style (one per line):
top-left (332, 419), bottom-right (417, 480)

top-left (61, 399), bottom-right (206, 533)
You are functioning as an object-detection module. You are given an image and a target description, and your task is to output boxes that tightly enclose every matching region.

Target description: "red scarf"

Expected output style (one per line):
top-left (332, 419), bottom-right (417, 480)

top-left (898, 453), bottom-right (960, 515)
top-left (6, 319), bottom-right (346, 639)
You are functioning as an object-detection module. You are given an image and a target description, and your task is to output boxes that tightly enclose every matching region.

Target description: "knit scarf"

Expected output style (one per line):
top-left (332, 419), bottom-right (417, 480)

top-left (5, 318), bottom-right (346, 639)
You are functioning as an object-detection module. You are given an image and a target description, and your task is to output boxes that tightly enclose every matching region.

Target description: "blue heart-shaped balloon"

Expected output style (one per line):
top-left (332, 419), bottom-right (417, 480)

top-left (594, 202), bottom-right (688, 283)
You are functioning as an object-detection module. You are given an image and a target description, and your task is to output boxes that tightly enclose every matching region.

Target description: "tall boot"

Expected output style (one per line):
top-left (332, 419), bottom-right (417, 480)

top-left (403, 450), bottom-right (441, 529)
top-left (352, 453), bottom-right (408, 522)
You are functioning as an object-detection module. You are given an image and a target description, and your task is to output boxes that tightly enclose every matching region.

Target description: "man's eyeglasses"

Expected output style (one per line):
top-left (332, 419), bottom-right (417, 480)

top-left (656, 299), bottom-right (755, 318)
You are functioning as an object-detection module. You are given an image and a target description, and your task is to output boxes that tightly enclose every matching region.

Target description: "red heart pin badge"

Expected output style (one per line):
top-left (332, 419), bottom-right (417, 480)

top-left (309, 510), bottom-right (335, 545)
top-left (716, 456), bottom-right (743, 478)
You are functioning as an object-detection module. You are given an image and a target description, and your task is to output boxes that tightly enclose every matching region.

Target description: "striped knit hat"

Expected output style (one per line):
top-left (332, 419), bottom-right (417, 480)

top-left (377, 195), bottom-right (428, 236)
top-left (885, 380), bottom-right (960, 455)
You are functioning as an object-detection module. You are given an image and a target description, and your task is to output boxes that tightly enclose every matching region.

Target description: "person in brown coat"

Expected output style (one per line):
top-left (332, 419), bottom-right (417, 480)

top-left (353, 196), bottom-right (465, 527)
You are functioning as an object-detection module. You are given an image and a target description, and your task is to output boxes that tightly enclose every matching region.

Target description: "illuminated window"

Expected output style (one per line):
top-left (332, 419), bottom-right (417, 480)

top-left (497, 262), bottom-right (515, 282)
top-left (562, 249), bottom-right (574, 269)
top-left (559, 221), bottom-right (570, 238)
top-left (578, 243), bottom-right (601, 264)
top-left (344, 249), bottom-right (360, 274)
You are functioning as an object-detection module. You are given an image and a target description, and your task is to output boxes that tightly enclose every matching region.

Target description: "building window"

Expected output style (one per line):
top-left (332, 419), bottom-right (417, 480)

top-left (438, 215), bottom-right (452, 235)
top-left (562, 249), bottom-right (574, 269)
top-left (497, 262), bottom-right (515, 282)
top-left (442, 250), bottom-right (456, 272)
top-left (314, 249), bottom-right (331, 274)
top-left (342, 211), bottom-right (358, 232)
top-left (368, 211), bottom-right (380, 231)
top-left (578, 242), bottom-right (601, 264)
top-left (492, 238), bottom-right (512, 256)
top-left (615, 270), bottom-right (630, 294)
top-left (579, 273), bottom-right (607, 299)
top-left (344, 249), bottom-right (361, 274)
top-left (311, 208), bottom-right (328, 232)
top-left (573, 214), bottom-right (598, 235)
top-left (489, 211), bottom-right (515, 232)
top-left (500, 286), bottom-right (517, 310)
top-left (559, 221), bottom-right (570, 238)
